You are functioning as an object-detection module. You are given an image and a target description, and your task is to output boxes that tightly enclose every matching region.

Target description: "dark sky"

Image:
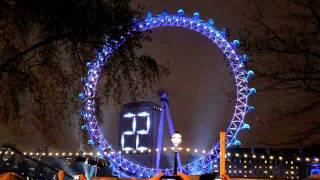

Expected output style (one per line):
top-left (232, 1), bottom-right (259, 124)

top-left (100, 0), bottom-right (251, 150)
top-left (100, 0), bottom-right (320, 151)
top-left (0, 0), bottom-right (319, 154)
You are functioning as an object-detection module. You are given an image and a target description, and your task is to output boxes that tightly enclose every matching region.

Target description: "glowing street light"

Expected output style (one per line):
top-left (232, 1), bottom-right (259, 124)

top-left (171, 131), bottom-right (182, 175)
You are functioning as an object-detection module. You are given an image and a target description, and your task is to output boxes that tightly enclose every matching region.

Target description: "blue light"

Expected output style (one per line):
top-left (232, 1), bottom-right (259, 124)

top-left (81, 125), bottom-right (88, 130)
top-left (247, 70), bottom-right (254, 79)
top-left (248, 88), bottom-right (256, 96)
top-left (242, 123), bottom-right (250, 130)
top-left (146, 12), bottom-right (152, 19)
top-left (193, 12), bottom-right (200, 19)
top-left (311, 164), bottom-right (320, 175)
top-left (80, 111), bottom-right (86, 118)
top-left (232, 40), bottom-right (240, 47)
top-left (87, 139), bottom-right (95, 145)
top-left (177, 9), bottom-right (184, 16)
top-left (234, 140), bottom-right (241, 146)
top-left (80, 10), bottom-right (254, 177)
top-left (241, 54), bottom-right (249, 63)
top-left (78, 93), bottom-right (85, 100)
top-left (220, 28), bottom-right (227, 37)
top-left (162, 10), bottom-right (168, 16)
top-left (248, 106), bottom-right (255, 113)
top-left (207, 19), bottom-right (215, 26)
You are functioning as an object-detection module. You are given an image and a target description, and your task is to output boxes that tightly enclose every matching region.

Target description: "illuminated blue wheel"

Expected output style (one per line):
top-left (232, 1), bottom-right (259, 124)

top-left (80, 9), bottom-right (255, 177)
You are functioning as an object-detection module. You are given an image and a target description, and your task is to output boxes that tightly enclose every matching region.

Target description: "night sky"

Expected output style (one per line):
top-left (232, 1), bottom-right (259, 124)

top-left (0, 0), bottom-right (319, 153)
top-left (101, 0), bottom-right (320, 150)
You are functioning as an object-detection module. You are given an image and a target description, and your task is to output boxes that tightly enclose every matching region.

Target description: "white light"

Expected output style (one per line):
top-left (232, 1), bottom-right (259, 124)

top-left (315, 158), bottom-right (319, 162)
top-left (23, 152), bottom-right (27, 155)
top-left (163, 148), bottom-right (167, 152)
top-left (296, 157), bottom-right (301, 161)
top-left (171, 132), bottom-right (182, 148)
top-left (270, 156), bottom-right (274, 160)
top-left (202, 150), bottom-right (206, 154)
top-left (75, 153), bottom-right (79, 156)
top-left (42, 153), bottom-right (46, 156)
top-left (69, 152), bottom-right (72, 156)
top-left (137, 112), bottom-right (149, 117)
top-left (252, 154), bottom-right (256, 158)
top-left (194, 149), bottom-right (198, 153)
top-left (261, 155), bottom-right (265, 159)
top-left (227, 152), bottom-right (231, 156)
top-left (235, 153), bottom-right (239, 157)
top-left (305, 157), bottom-right (310, 162)
top-left (244, 154), bottom-right (248, 158)
top-left (123, 112), bottom-right (135, 118)
top-left (55, 153), bottom-right (59, 156)
top-left (279, 156), bottom-right (283, 160)
top-left (49, 153), bottom-right (52, 156)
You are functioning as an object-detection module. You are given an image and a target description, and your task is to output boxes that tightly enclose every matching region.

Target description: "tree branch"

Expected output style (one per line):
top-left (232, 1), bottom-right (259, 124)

top-left (0, 33), bottom-right (70, 73)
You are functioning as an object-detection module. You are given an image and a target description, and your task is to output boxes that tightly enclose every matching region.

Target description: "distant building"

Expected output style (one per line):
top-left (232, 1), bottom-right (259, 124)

top-left (119, 101), bottom-right (161, 168)
top-left (1, 144), bottom-right (320, 179)
top-left (211, 147), bottom-right (320, 179)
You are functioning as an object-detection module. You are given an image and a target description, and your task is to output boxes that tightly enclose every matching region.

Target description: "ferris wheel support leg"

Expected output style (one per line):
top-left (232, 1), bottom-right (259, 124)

top-left (156, 101), bottom-right (166, 170)
top-left (165, 102), bottom-right (182, 168)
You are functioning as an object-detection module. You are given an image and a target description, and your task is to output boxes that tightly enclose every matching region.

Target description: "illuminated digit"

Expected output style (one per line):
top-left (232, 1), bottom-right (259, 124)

top-left (121, 112), bottom-right (136, 151)
top-left (136, 111), bottom-right (150, 151)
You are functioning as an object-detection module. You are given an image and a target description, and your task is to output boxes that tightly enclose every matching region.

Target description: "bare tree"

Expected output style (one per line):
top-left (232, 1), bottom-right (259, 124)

top-left (240, 0), bottom-right (320, 146)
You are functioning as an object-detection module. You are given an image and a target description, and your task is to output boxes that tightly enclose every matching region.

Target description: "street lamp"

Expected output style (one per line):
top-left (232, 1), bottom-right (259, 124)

top-left (171, 131), bottom-right (182, 175)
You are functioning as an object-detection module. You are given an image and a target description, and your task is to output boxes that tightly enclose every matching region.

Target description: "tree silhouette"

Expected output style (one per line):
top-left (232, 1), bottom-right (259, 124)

top-left (0, 0), bottom-right (167, 147)
top-left (240, 0), bottom-right (320, 146)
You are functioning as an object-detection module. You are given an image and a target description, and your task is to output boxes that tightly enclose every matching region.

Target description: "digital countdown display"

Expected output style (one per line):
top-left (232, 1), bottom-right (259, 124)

top-left (120, 111), bottom-right (151, 151)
